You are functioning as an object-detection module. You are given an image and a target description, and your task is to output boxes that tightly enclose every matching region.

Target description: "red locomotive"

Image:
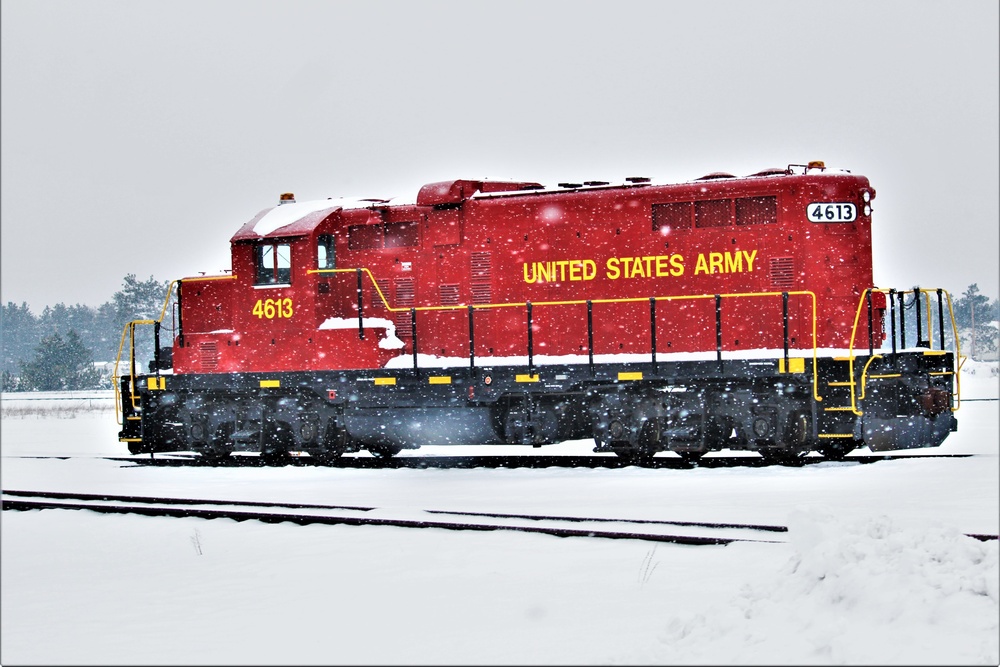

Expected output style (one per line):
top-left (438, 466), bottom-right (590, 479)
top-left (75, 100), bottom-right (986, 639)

top-left (117, 161), bottom-right (961, 463)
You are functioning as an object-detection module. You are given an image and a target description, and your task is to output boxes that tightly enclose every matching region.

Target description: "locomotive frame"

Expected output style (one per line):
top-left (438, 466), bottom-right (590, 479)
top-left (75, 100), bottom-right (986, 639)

top-left (114, 162), bottom-right (963, 464)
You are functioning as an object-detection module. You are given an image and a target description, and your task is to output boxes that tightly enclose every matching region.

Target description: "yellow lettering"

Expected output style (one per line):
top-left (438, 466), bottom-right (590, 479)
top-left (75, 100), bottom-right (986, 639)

top-left (523, 263), bottom-right (537, 283)
top-left (538, 262), bottom-right (552, 283)
top-left (695, 254), bottom-right (709, 275)
top-left (568, 260), bottom-right (581, 281)
top-left (631, 257), bottom-right (646, 278)
top-left (252, 298), bottom-right (294, 320)
top-left (583, 259), bottom-right (596, 280)
top-left (606, 257), bottom-right (621, 280)
top-left (655, 256), bottom-right (669, 277)
top-left (670, 254), bottom-right (684, 276)
top-left (742, 249), bottom-right (758, 272)
top-left (556, 260), bottom-right (569, 282)
top-left (709, 252), bottom-right (723, 274)
top-left (724, 252), bottom-right (743, 273)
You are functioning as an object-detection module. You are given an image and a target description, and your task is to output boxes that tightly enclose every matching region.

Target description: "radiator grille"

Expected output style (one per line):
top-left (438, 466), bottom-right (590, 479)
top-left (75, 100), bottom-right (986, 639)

top-left (198, 341), bottom-right (219, 371)
top-left (769, 257), bottom-right (795, 289)
top-left (394, 278), bottom-right (415, 337)
top-left (371, 279), bottom-right (390, 310)
top-left (471, 251), bottom-right (492, 304)
top-left (439, 284), bottom-right (461, 306)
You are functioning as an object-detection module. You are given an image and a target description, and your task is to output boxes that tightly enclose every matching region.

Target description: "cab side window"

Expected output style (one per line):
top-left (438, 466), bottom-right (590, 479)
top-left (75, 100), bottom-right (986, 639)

top-left (317, 234), bottom-right (336, 270)
top-left (255, 242), bottom-right (292, 285)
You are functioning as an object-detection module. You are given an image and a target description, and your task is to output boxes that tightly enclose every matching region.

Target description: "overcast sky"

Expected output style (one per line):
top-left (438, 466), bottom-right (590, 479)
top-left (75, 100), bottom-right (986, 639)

top-left (2, 0), bottom-right (997, 312)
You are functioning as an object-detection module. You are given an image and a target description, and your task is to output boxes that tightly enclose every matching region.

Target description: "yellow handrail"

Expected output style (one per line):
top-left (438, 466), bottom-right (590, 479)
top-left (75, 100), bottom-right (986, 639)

top-left (311, 267), bottom-right (824, 401)
top-left (112, 280), bottom-right (180, 425)
top-left (844, 287), bottom-right (963, 416)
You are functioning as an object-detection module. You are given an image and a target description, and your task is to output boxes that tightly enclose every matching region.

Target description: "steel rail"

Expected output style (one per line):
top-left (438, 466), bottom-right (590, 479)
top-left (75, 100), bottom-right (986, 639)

top-left (4, 490), bottom-right (995, 543)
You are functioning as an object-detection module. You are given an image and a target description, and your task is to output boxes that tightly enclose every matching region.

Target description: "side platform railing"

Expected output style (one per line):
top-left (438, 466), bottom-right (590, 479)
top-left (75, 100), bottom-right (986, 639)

top-left (113, 280), bottom-right (179, 427)
top-left (313, 267), bottom-right (826, 401)
top-left (841, 287), bottom-right (963, 417)
top-left (116, 265), bottom-right (963, 431)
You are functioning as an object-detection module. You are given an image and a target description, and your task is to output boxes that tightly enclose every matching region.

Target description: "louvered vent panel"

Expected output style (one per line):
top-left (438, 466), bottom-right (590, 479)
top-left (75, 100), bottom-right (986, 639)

top-left (439, 284), bottom-right (461, 306)
top-left (471, 251), bottom-right (492, 304)
top-left (471, 252), bottom-right (492, 280)
top-left (198, 341), bottom-right (219, 371)
top-left (769, 257), bottom-right (795, 289)
top-left (370, 279), bottom-right (390, 310)
top-left (393, 278), bottom-right (415, 337)
top-left (471, 283), bottom-right (492, 304)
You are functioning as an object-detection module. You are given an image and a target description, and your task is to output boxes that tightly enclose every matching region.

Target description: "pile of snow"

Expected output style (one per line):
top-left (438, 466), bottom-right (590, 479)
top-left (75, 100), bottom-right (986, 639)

top-left (647, 510), bottom-right (999, 665)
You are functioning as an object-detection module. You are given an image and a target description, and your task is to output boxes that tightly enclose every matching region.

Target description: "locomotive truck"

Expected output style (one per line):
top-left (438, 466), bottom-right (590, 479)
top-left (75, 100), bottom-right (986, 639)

top-left (116, 161), bottom-right (962, 464)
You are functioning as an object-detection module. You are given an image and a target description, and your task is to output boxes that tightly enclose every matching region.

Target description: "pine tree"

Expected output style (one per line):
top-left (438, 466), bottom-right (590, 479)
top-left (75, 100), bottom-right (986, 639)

top-left (112, 274), bottom-right (172, 372)
top-left (0, 302), bottom-right (40, 374)
top-left (952, 284), bottom-right (998, 360)
top-left (19, 330), bottom-right (101, 391)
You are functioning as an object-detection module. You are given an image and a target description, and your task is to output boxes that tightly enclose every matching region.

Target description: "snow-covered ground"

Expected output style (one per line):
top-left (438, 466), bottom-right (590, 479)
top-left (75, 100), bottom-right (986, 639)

top-left (1, 363), bottom-right (998, 665)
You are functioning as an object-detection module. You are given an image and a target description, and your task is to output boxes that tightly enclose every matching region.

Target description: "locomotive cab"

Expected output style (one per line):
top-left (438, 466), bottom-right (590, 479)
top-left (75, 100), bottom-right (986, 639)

top-left (172, 197), bottom-right (404, 376)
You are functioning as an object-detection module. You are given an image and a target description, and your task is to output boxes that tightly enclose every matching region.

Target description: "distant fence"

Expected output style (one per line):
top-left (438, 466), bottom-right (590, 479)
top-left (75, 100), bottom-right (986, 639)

top-left (1, 391), bottom-right (116, 418)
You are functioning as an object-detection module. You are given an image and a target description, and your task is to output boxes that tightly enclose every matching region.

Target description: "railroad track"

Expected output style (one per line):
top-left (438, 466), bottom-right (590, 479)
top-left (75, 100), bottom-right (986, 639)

top-left (97, 452), bottom-right (974, 469)
top-left (4, 489), bottom-right (996, 545)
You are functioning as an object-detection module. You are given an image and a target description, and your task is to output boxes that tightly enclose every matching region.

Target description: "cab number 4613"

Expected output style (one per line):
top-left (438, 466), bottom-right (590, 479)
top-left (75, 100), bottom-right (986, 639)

top-left (252, 298), bottom-right (293, 319)
top-left (807, 202), bottom-right (857, 222)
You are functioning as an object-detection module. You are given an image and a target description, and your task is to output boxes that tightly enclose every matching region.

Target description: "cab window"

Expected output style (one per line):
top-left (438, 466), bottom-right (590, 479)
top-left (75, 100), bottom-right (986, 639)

top-left (317, 234), bottom-right (336, 270)
top-left (255, 242), bottom-right (291, 285)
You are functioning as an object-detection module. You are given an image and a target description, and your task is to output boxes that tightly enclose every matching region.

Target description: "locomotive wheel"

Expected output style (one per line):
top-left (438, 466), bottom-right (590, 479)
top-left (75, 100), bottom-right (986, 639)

top-left (368, 444), bottom-right (402, 459)
top-left (200, 425), bottom-right (234, 465)
top-left (200, 448), bottom-right (232, 465)
top-left (676, 451), bottom-right (705, 464)
top-left (612, 418), bottom-right (659, 466)
top-left (260, 420), bottom-right (293, 466)
top-left (311, 449), bottom-right (344, 465)
top-left (817, 440), bottom-right (857, 460)
top-left (758, 448), bottom-right (807, 465)
top-left (311, 423), bottom-right (348, 464)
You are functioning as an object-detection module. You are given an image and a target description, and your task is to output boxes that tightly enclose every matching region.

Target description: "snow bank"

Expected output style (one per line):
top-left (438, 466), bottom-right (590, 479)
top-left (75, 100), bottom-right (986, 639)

top-left (649, 510), bottom-right (999, 665)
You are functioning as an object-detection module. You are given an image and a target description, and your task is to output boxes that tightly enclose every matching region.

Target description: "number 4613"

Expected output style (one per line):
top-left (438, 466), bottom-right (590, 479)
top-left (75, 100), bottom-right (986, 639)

top-left (252, 298), bottom-right (293, 319)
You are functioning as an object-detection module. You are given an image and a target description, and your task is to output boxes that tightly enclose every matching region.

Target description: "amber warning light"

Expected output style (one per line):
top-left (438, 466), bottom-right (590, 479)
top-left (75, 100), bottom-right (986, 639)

top-left (279, 192), bottom-right (296, 205)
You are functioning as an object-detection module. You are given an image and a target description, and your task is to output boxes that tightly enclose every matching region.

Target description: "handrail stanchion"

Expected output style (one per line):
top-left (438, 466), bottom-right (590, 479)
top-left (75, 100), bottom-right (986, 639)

top-left (526, 301), bottom-right (534, 376)
top-left (782, 292), bottom-right (789, 370)
top-left (715, 294), bottom-right (723, 370)
top-left (937, 289), bottom-right (946, 351)
top-left (411, 307), bottom-right (418, 369)
top-left (650, 297), bottom-right (657, 374)
top-left (176, 280), bottom-right (184, 348)
top-left (468, 305), bottom-right (475, 370)
top-left (889, 288), bottom-right (898, 367)
top-left (915, 287), bottom-right (925, 348)
top-left (899, 290), bottom-right (907, 349)
top-left (866, 289), bottom-right (874, 356)
top-left (356, 268), bottom-right (364, 340)
top-left (587, 300), bottom-right (594, 376)
top-left (153, 321), bottom-right (161, 376)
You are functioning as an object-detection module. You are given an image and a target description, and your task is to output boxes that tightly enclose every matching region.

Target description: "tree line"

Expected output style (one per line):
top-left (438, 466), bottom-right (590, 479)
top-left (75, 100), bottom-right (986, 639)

top-left (1, 274), bottom-right (171, 391)
top-left (0, 279), bottom-right (997, 392)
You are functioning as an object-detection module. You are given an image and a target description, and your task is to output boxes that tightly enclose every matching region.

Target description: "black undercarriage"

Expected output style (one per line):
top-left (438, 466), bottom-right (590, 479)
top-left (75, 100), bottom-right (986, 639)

top-left (120, 349), bottom-right (957, 464)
